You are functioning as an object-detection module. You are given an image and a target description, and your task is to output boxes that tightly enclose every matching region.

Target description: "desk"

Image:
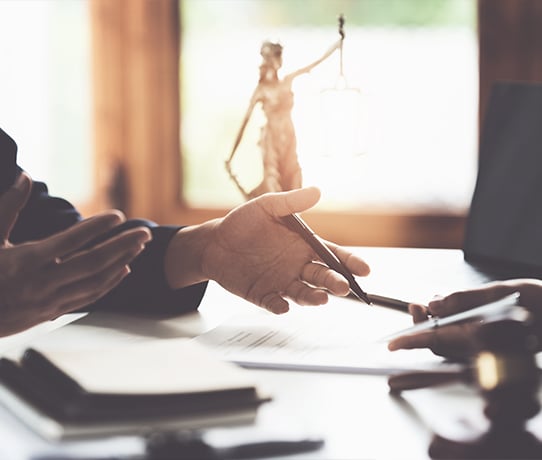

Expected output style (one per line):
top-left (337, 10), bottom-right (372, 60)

top-left (0, 247), bottom-right (538, 460)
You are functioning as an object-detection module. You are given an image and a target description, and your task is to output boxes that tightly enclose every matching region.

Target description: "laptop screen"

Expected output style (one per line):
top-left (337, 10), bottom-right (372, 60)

top-left (463, 81), bottom-right (542, 278)
top-left (0, 127), bottom-right (18, 194)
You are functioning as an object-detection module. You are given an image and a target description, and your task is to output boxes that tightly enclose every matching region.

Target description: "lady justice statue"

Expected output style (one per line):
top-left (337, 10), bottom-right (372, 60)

top-left (225, 16), bottom-right (346, 200)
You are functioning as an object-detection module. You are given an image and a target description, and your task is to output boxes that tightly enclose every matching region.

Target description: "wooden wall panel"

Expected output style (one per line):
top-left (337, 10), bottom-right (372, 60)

top-left (90, 0), bottom-right (181, 221)
top-left (479, 0), bottom-right (542, 124)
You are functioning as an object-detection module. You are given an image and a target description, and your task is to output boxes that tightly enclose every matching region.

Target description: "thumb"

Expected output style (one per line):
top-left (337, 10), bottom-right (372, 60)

top-left (259, 187), bottom-right (321, 217)
top-left (0, 172), bottom-right (32, 241)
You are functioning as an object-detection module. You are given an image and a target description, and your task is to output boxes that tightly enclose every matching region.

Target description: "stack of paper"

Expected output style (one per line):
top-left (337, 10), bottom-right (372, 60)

top-left (195, 305), bottom-right (450, 375)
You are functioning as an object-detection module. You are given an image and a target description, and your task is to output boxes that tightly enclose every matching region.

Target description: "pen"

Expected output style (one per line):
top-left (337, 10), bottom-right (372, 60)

top-left (382, 292), bottom-right (522, 342)
top-left (221, 438), bottom-right (325, 459)
top-left (347, 292), bottom-right (411, 313)
top-left (366, 293), bottom-right (411, 314)
top-left (144, 431), bottom-right (324, 460)
top-left (282, 213), bottom-right (372, 305)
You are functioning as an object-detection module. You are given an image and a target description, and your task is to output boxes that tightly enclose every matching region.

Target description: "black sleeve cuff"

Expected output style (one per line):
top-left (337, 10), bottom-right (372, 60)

top-left (88, 221), bottom-right (208, 315)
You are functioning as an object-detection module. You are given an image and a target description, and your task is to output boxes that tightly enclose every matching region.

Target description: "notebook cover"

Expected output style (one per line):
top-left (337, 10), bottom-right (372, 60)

top-left (0, 348), bottom-right (267, 423)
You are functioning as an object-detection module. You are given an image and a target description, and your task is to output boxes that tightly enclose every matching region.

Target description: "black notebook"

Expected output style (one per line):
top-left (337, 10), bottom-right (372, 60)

top-left (0, 339), bottom-right (269, 440)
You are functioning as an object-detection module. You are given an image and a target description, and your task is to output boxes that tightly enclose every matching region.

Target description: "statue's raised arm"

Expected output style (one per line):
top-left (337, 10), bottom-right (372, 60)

top-left (284, 38), bottom-right (342, 82)
top-left (226, 17), bottom-right (345, 201)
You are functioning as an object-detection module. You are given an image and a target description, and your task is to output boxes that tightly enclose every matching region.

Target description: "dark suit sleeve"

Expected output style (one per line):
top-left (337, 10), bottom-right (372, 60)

top-left (10, 176), bottom-right (207, 315)
top-left (11, 177), bottom-right (83, 243)
top-left (88, 221), bottom-right (208, 315)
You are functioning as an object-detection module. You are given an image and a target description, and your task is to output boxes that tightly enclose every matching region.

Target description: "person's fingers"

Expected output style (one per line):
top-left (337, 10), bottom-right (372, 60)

top-left (51, 227), bottom-right (151, 285)
top-left (513, 279), bottom-right (542, 306)
top-left (258, 187), bottom-right (321, 217)
top-left (0, 259), bottom-right (132, 335)
top-left (26, 227), bottom-right (148, 314)
top-left (386, 305), bottom-right (429, 349)
top-left (47, 264), bottom-right (132, 317)
top-left (259, 291), bottom-right (290, 314)
top-left (428, 282), bottom-right (520, 317)
top-left (33, 211), bottom-right (127, 263)
top-left (409, 303), bottom-right (429, 323)
top-left (285, 279), bottom-right (329, 306)
top-left (388, 330), bottom-right (434, 351)
top-left (0, 172), bottom-right (32, 241)
top-left (389, 322), bottom-right (479, 360)
top-left (324, 241), bottom-right (371, 276)
top-left (301, 262), bottom-right (350, 295)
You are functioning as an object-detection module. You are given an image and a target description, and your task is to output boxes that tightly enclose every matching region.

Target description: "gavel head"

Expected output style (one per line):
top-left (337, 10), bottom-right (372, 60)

top-left (428, 317), bottom-right (542, 460)
top-left (473, 317), bottom-right (540, 426)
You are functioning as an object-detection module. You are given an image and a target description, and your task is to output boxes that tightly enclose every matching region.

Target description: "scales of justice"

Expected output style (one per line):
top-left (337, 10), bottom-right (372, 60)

top-left (225, 15), bottom-right (357, 201)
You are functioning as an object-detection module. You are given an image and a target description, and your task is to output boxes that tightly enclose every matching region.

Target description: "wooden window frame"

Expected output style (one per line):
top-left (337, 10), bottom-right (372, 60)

top-left (89, 0), bottom-right (542, 249)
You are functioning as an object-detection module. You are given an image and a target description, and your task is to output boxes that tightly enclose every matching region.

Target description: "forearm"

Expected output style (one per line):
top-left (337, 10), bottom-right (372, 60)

top-left (164, 219), bottom-right (220, 290)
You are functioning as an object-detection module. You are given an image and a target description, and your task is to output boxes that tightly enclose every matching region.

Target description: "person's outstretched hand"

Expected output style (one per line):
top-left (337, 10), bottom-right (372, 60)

top-left (387, 279), bottom-right (542, 361)
top-left (0, 172), bottom-right (152, 336)
top-left (166, 187), bottom-right (370, 314)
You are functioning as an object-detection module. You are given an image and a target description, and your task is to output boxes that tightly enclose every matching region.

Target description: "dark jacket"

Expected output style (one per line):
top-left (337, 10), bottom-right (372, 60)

top-left (1, 128), bottom-right (206, 315)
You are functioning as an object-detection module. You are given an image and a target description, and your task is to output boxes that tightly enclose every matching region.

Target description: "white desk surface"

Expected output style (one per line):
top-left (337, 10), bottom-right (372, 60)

top-left (0, 247), bottom-right (539, 459)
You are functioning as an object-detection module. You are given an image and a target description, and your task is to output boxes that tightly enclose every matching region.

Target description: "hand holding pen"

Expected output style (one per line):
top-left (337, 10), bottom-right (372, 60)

top-left (200, 186), bottom-right (371, 314)
top-left (281, 212), bottom-right (416, 312)
top-left (281, 213), bottom-right (372, 304)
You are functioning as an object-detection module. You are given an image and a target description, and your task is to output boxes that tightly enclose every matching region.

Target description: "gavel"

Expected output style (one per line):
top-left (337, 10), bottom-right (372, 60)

top-left (389, 316), bottom-right (542, 458)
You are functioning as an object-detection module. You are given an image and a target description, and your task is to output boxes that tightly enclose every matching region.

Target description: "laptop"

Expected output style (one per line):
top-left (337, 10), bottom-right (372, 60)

top-left (463, 81), bottom-right (542, 279)
top-left (0, 127), bottom-right (18, 194)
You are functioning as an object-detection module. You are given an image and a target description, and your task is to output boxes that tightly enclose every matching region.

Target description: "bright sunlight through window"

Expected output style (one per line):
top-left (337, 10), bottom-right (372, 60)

top-left (0, 0), bottom-right (92, 204)
top-left (181, 0), bottom-right (478, 212)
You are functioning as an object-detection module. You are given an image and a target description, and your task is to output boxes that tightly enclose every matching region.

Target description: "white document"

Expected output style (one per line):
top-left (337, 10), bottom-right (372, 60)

top-left (195, 301), bottom-right (450, 375)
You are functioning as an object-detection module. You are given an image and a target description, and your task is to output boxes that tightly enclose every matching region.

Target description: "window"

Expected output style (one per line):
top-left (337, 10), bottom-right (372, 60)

top-left (3, 0), bottom-right (541, 249)
top-left (180, 0), bottom-right (478, 213)
top-left (0, 0), bottom-right (92, 205)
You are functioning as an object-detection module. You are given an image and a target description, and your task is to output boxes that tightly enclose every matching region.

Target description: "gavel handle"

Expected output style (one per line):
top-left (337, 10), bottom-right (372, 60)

top-left (388, 369), bottom-right (471, 393)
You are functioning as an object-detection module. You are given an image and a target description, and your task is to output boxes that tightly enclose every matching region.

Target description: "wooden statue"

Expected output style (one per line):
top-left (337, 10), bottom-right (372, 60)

top-left (226, 18), bottom-right (345, 200)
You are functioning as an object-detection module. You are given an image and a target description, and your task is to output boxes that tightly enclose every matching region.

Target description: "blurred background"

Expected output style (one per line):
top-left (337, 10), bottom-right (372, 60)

top-left (0, 0), bottom-right (540, 248)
